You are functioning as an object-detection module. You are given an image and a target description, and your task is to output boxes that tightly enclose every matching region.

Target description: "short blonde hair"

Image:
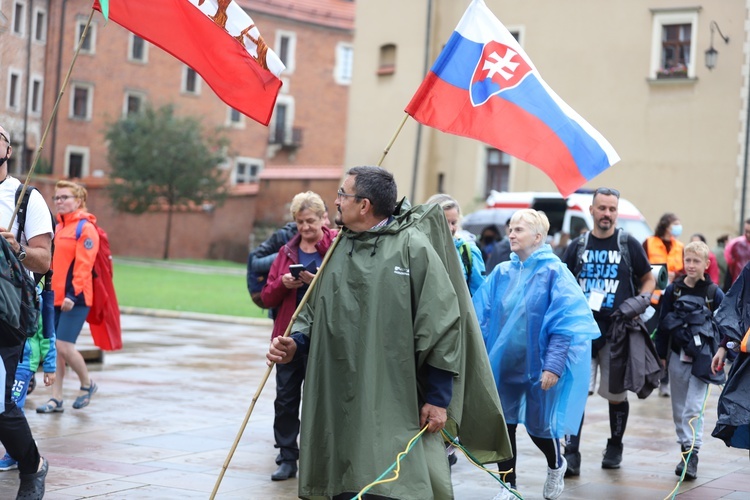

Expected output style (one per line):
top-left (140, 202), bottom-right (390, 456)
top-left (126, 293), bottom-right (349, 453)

top-left (510, 209), bottom-right (550, 239)
top-left (289, 191), bottom-right (326, 219)
top-left (55, 180), bottom-right (88, 209)
top-left (684, 241), bottom-right (710, 262)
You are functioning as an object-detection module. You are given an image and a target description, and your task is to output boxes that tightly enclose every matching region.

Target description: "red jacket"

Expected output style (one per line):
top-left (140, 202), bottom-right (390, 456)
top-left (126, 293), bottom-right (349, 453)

top-left (52, 210), bottom-right (99, 307)
top-left (261, 225), bottom-right (337, 339)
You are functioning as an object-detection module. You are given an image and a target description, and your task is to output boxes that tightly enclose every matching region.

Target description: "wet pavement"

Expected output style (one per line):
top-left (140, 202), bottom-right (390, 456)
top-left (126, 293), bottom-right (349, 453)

top-left (0, 312), bottom-right (748, 499)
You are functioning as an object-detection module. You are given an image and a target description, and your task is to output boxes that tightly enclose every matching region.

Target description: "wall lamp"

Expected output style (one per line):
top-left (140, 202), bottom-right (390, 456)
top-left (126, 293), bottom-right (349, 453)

top-left (705, 21), bottom-right (729, 70)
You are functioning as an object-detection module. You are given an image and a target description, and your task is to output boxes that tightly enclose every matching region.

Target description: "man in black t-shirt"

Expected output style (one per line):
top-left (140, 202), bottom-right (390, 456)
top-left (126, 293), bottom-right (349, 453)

top-left (561, 187), bottom-right (655, 476)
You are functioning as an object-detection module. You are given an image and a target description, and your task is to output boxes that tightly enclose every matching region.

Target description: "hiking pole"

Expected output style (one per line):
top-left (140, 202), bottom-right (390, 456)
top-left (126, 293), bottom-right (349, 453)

top-left (7, 8), bottom-right (96, 230)
top-left (210, 233), bottom-right (341, 499)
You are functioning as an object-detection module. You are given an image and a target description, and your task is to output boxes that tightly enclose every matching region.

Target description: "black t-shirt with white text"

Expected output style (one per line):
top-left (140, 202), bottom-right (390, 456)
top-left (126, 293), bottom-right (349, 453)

top-left (563, 230), bottom-right (652, 323)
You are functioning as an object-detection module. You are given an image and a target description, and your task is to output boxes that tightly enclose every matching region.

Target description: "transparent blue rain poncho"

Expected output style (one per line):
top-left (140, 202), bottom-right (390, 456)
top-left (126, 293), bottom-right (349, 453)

top-left (473, 244), bottom-right (600, 438)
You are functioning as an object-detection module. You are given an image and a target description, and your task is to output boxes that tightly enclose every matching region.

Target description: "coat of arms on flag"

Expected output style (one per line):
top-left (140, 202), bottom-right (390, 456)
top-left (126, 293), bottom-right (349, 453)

top-left (406, 0), bottom-right (620, 197)
top-left (94, 0), bottom-right (284, 126)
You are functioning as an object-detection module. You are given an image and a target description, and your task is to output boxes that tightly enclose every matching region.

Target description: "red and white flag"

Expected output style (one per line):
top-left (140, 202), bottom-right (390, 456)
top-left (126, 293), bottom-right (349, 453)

top-left (93, 0), bottom-right (284, 126)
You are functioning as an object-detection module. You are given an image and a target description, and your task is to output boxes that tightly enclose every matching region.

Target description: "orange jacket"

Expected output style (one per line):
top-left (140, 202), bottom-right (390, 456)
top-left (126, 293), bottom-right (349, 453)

top-left (51, 210), bottom-right (100, 307)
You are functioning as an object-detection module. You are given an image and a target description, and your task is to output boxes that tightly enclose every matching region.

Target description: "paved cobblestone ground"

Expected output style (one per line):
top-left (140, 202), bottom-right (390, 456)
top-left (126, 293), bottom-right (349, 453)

top-left (0, 313), bottom-right (747, 499)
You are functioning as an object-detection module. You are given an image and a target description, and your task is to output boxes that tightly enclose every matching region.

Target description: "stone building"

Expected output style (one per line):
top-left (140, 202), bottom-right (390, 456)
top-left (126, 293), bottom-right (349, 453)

top-left (0, 0), bottom-right (354, 260)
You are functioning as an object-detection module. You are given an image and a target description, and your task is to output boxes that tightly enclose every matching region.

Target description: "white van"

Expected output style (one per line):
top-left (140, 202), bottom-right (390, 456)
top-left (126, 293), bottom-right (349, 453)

top-left (461, 190), bottom-right (652, 243)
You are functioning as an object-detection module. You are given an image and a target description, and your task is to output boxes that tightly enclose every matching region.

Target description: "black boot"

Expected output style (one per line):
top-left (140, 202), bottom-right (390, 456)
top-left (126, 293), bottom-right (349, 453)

top-left (684, 450), bottom-right (699, 480)
top-left (563, 449), bottom-right (581, 477)
top-left (601, 439), bottom-right (623, 469)
top-left (271, 461), bottom-right (297, 481)
top-left (16, 457), bottom-right (47, 500)
top-left (675, 446), bottom-right (689, 477)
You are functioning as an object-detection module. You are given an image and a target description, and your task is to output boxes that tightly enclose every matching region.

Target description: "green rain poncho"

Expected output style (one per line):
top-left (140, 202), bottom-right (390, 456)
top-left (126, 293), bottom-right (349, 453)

top-left (292, 200), bottom-right (511, 500)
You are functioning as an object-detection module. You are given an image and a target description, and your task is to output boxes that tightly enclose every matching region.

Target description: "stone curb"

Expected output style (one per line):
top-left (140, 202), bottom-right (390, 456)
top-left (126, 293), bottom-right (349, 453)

top-left (120, 306), bottom-right (274, 326)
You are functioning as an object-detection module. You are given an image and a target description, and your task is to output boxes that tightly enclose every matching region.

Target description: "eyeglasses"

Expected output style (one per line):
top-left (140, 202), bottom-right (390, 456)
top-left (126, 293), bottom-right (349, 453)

top-left (337, 189), bottom-right (361, 200)
top-left (0, 133), bottom-right (8, 145)
top-left (53, 195), bottom-right (75, 202)
top-left (593, 187), bottom-right (620, 199)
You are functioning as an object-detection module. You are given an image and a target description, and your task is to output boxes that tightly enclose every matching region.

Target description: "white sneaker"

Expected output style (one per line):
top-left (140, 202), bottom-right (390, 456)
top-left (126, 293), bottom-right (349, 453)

top-left (492, 487), bottom-right (516, 500)
top-left (543, 456), bottom-right (567, 499)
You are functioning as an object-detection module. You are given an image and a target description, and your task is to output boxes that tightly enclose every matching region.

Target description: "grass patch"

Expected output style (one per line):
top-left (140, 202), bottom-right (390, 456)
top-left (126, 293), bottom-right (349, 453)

top-left (116, 257), bottom-right (245, 269)
top-left (113, 262), bottom-right (267, 318)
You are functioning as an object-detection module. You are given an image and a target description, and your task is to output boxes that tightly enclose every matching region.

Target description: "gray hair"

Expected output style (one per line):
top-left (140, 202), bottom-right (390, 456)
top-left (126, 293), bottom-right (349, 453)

top-left (510, 209), bottom-right (550, 239)
top-left (425, 193), bottom-right (461, 215)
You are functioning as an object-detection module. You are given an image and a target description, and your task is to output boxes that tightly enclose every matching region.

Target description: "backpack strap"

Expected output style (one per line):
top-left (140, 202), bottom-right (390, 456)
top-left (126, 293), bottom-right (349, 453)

top-left (75, 219), bottom-right (88, 240)
top-left (459, 241), bottom-right (472, 287)
top-left (14, 185), bottom-right (33, 243)
top-left (573, 231), bottom-right (590, 278)
top-left (706, 282), bottom-right (719, 312)
top-left (14, 185), bottom-right (55, 286)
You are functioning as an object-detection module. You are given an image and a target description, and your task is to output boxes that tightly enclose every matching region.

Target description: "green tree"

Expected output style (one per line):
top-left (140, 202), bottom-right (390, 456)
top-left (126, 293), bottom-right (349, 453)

top-left (105, 104), bottom-right (228, 259)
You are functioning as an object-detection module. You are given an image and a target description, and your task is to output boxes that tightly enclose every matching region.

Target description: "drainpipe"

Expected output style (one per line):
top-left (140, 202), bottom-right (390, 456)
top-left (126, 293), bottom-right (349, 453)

top-left (50, 0), bottom-right (67, 175)
top-left (21, 0), bottom-right (33, 173)
top-left (741, 54), bottom-right (750, 233)
top-left (410, 0), bottom-right (432, 201)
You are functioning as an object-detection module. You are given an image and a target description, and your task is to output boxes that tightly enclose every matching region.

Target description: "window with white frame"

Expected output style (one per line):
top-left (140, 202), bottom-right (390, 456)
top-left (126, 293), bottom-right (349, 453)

top-left (76, 18), bottom-right (96, 54)
top-left (12, 1), bottom-right (25, 36)
top-left (334, 42), bottom-right (353, 85)
top-left (228, 107), bottom-right (244, 127)
top-left (129, 34), bottom-right (148, 63)
top-left (70, 83), bottom-right (93, 120)
top-left (275, 30), bottom-right (296, 74)
top-left (33, 7), bottom-right (46, 42)
top-left (29, 76), bottom-right (42, 114)
top-left (65, 146), bottom-right (89, 178)
top-left (649, 9), bottom-right (699, 80)
top-left (123, 91), bottom-right (145, 116)
top-left (7, 70), bottom-right (22, 110)
top-left (182, 66), bottom-right (201, 94)
top-left (233, 157), bottom-right (263, 184)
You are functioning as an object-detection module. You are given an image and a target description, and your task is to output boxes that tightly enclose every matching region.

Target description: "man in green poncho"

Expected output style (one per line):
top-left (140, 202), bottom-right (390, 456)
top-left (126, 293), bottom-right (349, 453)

top-left (267, 166), bottom-right (510, 499)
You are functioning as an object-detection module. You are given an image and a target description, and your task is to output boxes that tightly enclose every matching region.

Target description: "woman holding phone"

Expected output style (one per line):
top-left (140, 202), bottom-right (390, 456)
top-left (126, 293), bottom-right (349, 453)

top-left (260, 191), bottom-right (337, 481)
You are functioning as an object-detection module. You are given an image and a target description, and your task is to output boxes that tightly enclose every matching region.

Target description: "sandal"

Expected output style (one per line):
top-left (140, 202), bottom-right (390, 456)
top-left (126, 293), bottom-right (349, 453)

top-left (36, 398), bottom-right (64, 414)
top-left (73, 381), bottom-right (98, 409)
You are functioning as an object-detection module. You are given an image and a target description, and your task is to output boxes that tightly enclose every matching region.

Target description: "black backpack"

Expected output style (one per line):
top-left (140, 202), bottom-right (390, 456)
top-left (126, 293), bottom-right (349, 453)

top-left (0, 234), bottom-right (39, 344)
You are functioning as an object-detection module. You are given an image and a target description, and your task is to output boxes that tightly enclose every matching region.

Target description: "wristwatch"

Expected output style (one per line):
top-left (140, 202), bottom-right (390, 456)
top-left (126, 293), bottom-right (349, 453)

top-left (16, 245), bottom-right (26, 262)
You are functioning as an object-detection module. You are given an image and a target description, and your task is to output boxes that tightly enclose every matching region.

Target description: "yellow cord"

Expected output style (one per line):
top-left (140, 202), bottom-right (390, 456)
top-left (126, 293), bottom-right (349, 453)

top-left (442, 430), bottom-right (523, 499)
top-left (663, 384), bottom-right (712, 500)
top-left (353, 425), bottom-right (429, 499)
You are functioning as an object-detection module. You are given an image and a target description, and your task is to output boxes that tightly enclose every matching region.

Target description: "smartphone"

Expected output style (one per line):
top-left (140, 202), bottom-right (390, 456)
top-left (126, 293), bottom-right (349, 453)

top-left (289, 264), bottom-right (304, 279)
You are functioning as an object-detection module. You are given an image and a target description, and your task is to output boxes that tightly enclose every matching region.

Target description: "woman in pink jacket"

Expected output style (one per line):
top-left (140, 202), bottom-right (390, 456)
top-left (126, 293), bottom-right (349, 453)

top-left (260, 191), bottom-right (336, 481)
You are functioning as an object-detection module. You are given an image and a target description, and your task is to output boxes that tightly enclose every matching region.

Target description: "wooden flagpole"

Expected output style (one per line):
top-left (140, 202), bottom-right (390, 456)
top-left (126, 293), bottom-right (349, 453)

top-left (209, 114), bottom-right (413, 499)
top-left (7, 9), bottom-right (96, 229)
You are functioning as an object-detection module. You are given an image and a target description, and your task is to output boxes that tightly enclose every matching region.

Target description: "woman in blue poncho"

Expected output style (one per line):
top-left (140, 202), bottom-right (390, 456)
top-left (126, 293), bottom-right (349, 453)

top-left (473, 209), bottom-right (600, 500)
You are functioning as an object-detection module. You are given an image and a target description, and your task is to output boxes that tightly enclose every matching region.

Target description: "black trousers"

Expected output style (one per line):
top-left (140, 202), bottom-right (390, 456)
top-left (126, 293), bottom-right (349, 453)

top-left (0, 340), bottom-right (40, 474)
top-left (274, 353), bottom-right (307, 464)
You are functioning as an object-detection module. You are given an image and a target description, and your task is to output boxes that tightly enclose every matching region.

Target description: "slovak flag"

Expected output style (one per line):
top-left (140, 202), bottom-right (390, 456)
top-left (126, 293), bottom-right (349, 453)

top-left (405, 0), bottom-right (620, 197)
top-left (93, 0), bottom-right (284, 126)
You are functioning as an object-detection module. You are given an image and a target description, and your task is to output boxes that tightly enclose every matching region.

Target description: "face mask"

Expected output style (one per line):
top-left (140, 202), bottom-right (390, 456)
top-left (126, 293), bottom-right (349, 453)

top-left (671, 224), bottom-right (683, 237)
